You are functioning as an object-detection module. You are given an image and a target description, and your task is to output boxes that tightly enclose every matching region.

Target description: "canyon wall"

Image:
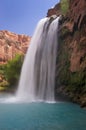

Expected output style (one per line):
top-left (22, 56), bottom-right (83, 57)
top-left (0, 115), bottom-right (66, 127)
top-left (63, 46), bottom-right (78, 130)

top-left (48, 0), bottom-right (86, 107)
top-left (0, 30), bottom-right (31, 64)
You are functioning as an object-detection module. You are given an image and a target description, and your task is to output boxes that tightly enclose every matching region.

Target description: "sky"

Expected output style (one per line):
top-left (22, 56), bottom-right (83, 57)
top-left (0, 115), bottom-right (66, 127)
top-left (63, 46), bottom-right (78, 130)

top-left (0, 0), bottom-right (60, 36)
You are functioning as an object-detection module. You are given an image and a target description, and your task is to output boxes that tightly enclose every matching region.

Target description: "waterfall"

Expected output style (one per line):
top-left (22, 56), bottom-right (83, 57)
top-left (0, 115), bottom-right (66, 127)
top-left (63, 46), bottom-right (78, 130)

top-left (16, 16), bottom-right (60, 102)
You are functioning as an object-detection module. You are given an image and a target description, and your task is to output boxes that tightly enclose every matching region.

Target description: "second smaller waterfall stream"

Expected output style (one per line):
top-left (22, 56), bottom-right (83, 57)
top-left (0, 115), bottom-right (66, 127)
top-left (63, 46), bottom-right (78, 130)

top-left (16, 16), bottom-right (60, 102)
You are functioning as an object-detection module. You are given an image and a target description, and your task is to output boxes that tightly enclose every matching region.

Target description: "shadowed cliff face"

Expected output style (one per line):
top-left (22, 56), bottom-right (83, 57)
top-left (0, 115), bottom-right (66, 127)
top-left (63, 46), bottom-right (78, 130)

top-left (68, 0), bottom-right (86, 29)
top-left (59, 0), bottom-right (86, 72)
top-left (62, 0), bottom-right (86, 32)
top-left (47, 0), bottom-right (86, 72)
top-left (49, 1), bottom-right (86, 107)
top-left (0, 30), bottom-right (31, 64)
top-left (59, 17), bottom-right (86, 72)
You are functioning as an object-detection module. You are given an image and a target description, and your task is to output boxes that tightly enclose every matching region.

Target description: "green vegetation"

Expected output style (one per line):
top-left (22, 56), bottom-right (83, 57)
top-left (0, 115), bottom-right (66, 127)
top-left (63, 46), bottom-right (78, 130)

top-left (61, 0), bottom-right (69, 15)
top-left (4, 54), bottom-right (24, 86)
top-left (63, 71), bottom-right (86, 94)
top-left (56, 37), bottom-right (86, 96)
top-left (0, 81), bottom-right (9, 91)
top-left (56, 38), bottom-right (70, 86)
top-left (0, 64), bottom-right (8, 90)
top-left (0, 64), bottom-right (6, 75)
top-left (0, 54), bottom-right (24, 91)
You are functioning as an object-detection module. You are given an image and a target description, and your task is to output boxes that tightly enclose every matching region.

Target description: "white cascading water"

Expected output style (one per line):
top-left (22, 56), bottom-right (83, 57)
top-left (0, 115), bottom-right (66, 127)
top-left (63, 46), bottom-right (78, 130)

top-left (16, 16), bottom-right (60, 102)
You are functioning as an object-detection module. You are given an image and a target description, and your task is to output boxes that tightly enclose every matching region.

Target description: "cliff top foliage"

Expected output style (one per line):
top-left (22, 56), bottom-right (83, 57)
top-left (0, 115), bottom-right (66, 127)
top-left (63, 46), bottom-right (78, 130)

top-left (60, 0), bottom-right (69, 15)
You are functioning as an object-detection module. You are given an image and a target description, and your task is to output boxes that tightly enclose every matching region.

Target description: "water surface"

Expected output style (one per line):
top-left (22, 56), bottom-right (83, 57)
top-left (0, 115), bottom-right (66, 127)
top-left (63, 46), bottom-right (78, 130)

top-left (0, 102), bottom-right (86, 130)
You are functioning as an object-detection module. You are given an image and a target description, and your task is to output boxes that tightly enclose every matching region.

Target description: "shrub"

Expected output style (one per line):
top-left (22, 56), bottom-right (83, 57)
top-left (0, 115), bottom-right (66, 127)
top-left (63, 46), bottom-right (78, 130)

top-left (0, 64), bottom-right (6, 75)
top-left (61, 0), bottom-right (69, 15)
top-left (4, 54), bottom-right (24, 86)
top-left (0, 80), bottom-right (9, 88)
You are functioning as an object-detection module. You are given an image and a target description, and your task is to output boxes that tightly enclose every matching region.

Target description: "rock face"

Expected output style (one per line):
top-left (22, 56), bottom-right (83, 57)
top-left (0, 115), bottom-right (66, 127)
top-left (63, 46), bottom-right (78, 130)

top-left (68, 0), bottom-right (86, 29)
top-left (70, 33), bottom-right (86, 72)
top-left (54, 0), bottom-right (86, 107)
top-left (48, 0), bottom-right (86, 73)
top-left (63, 0), bottom-right (86, 72)
top-left (0, 30), bottom-right (31, 64)
top-left (62, 0), bottom-right (86, 32)
top-left (60, 16), bottom-right (86, 72)
top-left (47, 3), bottom-right (61, 17)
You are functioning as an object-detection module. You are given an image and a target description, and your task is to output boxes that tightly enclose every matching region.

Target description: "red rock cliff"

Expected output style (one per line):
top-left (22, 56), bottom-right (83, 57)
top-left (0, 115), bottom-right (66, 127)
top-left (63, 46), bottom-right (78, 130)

top-left (0, 30), bottom-right (31, 64)
top-left (55, 0), bottom-right (86, 107)
top-left (68, 0), bottom-right (86, 29)
top-left (47, 3), bottom-right (61, 17)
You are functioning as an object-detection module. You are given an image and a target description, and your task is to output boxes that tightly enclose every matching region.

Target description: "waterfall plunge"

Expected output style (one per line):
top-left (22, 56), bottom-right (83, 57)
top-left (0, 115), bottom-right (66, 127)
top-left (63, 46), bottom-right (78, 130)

top-left (16, 16), bottom-right (60, 102)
